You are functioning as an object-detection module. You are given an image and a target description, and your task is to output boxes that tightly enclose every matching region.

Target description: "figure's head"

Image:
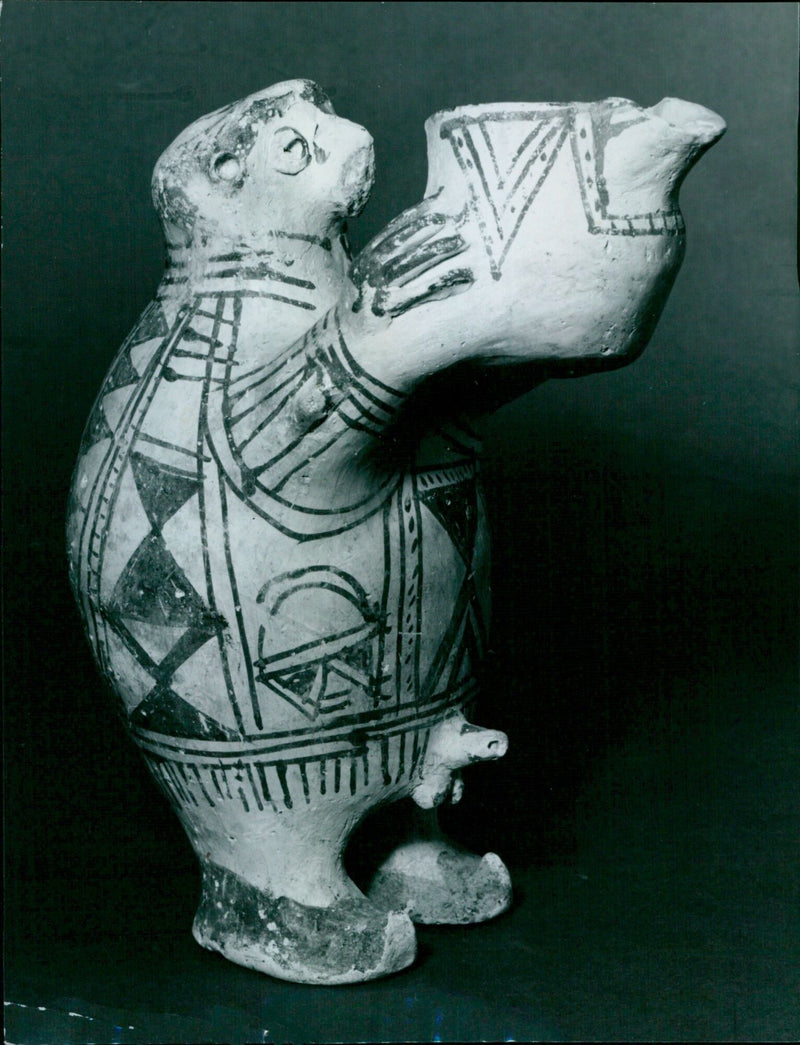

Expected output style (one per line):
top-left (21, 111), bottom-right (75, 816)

top-left (152, 79), bottom-right (374, 245)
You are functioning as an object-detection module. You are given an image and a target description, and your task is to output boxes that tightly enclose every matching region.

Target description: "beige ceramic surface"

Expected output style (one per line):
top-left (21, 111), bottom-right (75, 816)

top-left (67, 80), bottom-right (724, 984)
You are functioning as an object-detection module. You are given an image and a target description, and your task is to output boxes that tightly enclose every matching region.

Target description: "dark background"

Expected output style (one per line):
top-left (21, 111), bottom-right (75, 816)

top-left (3, 3), bottom-right (797, 1042)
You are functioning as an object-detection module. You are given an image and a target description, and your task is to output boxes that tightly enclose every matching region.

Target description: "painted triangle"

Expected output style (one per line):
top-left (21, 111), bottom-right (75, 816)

top-left (106, 348), bottom-right (139, 393)
top-left (270, 664), bottom-right (320, 700)
top-left (419, 479), bottom-right (477, 565)
top-left (109, 531), bottom-right (212, 627)
top-left (335, 639), bottom-right (373, 679)
top-left (444, 112), bottom-right (569, 276)
top-left (99, 459), bottom-right (154, 603)
top-left (130, 301), bottom-right (169, 347)
top-left (262, 676), bottom-right (321, 721)
top-left (130, 452), bottom-right (201, 531)
top-left (420, 577), bottom-right (487, 702)
top-left (129, 686), bottom-right (238, 740)
top-left (81, 406), bottom-right (113, 452)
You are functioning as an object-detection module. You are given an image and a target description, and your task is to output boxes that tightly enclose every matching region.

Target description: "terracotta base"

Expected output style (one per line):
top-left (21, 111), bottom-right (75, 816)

top-left (193, 862), bottom-right (416, 985)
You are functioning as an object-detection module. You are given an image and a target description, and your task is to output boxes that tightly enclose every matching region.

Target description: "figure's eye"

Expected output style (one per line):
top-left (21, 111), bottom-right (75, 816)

top-left (283, 135), bottom-right (309, 161)
top-left (270, 127), bottom-right (312, 174)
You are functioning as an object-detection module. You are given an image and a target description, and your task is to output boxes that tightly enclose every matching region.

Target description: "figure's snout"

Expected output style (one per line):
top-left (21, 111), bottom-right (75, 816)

top-left (341, 132), bottom-right (375, 217)
top-left (457, 721), bottom-right (509, 762)
top-left (646, 97), bottom-right (727, 148)
top-left (410, 714), bottom-right (508, 810)
top-left (320, 116), bottom-right (374, 218)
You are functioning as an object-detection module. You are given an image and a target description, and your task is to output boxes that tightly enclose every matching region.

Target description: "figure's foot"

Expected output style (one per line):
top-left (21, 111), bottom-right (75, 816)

top-left (367, 839), bottom-right (512, 925)
top-left (193, 862), bottom-right (416, 985)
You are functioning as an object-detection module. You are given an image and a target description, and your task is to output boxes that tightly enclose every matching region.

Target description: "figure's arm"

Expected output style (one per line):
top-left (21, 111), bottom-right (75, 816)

top-left (336, 203), bottom-right (555, 422)
top-left (203, 205), bottom-right (475, 533)
top-left (225, 204), bottom-right (474, 432)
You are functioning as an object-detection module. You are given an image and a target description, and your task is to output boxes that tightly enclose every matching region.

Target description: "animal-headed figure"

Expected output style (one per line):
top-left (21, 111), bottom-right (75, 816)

top-left (69, 81), bottom-right (725, 983)
top-left (67, 80), bottom-right (512, 984)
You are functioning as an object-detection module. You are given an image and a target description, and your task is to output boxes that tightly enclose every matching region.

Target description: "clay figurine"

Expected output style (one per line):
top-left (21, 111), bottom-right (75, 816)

top-left (67, 81), bottom-right (724, 984)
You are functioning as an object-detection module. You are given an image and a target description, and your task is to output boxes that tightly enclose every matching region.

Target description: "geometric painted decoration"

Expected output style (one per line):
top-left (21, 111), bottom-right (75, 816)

top-left (418, 477), bottom-right (478, 566)
top-left (440, 110), bottom-right (570, 278)
top-left (98, 446), bottom-right (236, 740)
top-left (255, 566), bottom-right (381, 721)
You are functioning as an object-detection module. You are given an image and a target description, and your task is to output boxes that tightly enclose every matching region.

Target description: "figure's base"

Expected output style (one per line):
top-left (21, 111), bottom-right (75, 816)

top-left (192, 862), bottom-right (416, 985)
top-left (368, 841), bottom-right (512, 924)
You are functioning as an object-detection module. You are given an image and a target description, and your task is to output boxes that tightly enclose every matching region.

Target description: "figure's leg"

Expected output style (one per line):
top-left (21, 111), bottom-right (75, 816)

top-left (363, 712), bottom-right (512, 924)
top-left (161, 768), bottom-right (416, 985)
top-left (193, 855), bottom-right (416, 985)
top-left (366, 804), bottom-right (512, 924)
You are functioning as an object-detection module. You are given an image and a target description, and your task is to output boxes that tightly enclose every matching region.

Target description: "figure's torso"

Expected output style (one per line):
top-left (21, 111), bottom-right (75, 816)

top-left (67, 288), bottom-right (491, 761)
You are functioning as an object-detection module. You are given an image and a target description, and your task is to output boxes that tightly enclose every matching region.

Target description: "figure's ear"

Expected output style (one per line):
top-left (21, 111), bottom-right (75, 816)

top-left (269, 127), bottom-right (311, 175)
top-left (210, 152), bottom-right (243, 184)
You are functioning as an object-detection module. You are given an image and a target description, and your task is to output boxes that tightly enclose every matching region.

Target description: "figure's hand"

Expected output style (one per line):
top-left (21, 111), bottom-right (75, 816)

top-left (349, 201), bottom-right (474, 319)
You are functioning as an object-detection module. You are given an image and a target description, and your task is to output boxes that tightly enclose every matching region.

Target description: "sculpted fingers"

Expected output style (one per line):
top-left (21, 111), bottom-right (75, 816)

top-left (363, 200), bottom-right (443, 255)
top-left (352, 212), bottom-right (446, 288)
top-left (381, 233), bottom-right (468, 286)
top-left (378, 265), bottom-right (474, 317)
top-left (352, 205), bottom-right (473, 318)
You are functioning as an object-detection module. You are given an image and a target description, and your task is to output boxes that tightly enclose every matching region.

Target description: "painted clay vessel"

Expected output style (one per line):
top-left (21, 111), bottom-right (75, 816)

top-left (67, 81), bottom-right (724, 984)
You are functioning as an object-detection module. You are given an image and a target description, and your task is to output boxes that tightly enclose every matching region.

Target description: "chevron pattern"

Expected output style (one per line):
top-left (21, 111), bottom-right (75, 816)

top-left (440, 110), bottom-right (571, 278)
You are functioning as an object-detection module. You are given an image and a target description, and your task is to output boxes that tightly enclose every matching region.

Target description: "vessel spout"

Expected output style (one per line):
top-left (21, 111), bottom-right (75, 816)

top-left (646, 97), bottom-right (726, 149)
